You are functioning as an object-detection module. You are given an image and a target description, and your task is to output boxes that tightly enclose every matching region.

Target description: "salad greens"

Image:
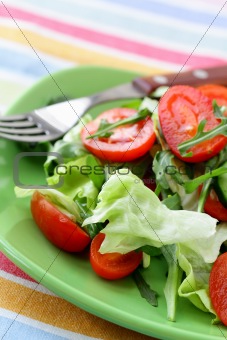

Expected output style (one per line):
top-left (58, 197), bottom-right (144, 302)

top-left (15, 92), bottom-right (227, 324)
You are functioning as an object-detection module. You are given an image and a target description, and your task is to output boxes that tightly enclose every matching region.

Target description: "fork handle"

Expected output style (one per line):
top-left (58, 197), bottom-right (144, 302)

top-left (133, 65), bottom-right (227, 94)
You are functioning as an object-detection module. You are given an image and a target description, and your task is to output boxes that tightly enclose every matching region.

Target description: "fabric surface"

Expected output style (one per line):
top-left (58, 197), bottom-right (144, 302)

top-left (0, 0), bottom-right (227, 339)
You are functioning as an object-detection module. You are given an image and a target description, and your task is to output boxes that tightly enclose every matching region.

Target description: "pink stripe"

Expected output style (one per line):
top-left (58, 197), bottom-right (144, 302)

top-left (1, 4), bottom-right (226, 67)
top-left (0, 252), bottom-right (35, 282)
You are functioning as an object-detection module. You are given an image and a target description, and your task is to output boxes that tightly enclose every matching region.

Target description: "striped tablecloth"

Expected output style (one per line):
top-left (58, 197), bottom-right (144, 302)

top-left (0, 1), bottom-right (227, 339)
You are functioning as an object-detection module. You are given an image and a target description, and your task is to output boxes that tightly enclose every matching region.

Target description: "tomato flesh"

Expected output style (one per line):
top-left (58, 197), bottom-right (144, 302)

top-left (90, 233), bottom-right (142, 280)
top-left (81, 108), bottom-right (156, 162)
top-left (158, 85), bottom-right (227, 163)
top-left (209, 252), bottom-right (227, 326)
top-left (31, 191), bottom-right (91, 252)
top-left (203, 189), bottom-right (227, 222)
top-left (198, 84), bottom-right (227, 115)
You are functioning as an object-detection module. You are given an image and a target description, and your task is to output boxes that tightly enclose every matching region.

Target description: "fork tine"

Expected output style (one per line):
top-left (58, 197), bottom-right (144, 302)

top-left (0, 120), bottom-right (35, 128)
top-left (0, 114), bottom-right (28, 121)
top-left (0, 127), bottom-right (44, 135)
top-left (0, 132), bottom-right (60, 142)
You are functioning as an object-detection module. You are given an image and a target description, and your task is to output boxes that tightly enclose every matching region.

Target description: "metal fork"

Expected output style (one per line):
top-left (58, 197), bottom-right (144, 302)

top-left (1, 65), bottom-right (227, 143)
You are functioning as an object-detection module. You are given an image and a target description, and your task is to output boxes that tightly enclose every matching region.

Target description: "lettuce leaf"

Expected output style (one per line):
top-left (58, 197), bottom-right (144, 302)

top-left (83, 171), bottom-right (225, 263)
top-left (47, 154), bottom-right (105, 209)
top-left (83, 172), bottom-right (227, 319)
top-left (15, 187), bottom-right (82, 223)
top-left (177, 243), bottom-right (218, 320)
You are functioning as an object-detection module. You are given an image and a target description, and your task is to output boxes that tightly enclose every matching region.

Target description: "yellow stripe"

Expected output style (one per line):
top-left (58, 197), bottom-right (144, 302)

top-left (0, 24), bottom-right (168, 75)
top-left (0, 277), bottom-right (154, 339)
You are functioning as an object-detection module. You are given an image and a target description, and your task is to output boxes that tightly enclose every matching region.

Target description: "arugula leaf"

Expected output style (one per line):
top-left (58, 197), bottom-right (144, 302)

top-left (178, 103), bottom-right (227, 157)
top-left (86, 108), bottom-right (151, 139)
top-left (153, 150), bottom-right (185, 191)
top-left (132, 269), bottom-right (158, 307)
top-left (213, 100), bottom-right (227, 119)
top-left (162, 193), bottom-right (182, 210)
top-left (75, 195), bottom-right (104, 238)
top-left (183, 165), bottom-right (227, 194)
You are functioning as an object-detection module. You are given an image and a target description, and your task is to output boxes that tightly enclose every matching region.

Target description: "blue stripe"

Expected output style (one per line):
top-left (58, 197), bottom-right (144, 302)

top-left (102, 0), bottom-right (227, 28)
top-left (0, 316), bottom-right (65, 340)
top-left (15, 0), bottom-right (227, 54)
top-left (0, 46), bottom-right (68, 79)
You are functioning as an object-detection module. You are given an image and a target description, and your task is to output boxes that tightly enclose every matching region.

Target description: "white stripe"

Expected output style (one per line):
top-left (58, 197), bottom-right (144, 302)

top-left (0, 308), bottom-right (99, 340)
top-left (0, 67), bottom-right (37, 85)
top-left (148, 0), bottom-right (227, 14)
top-left (0, 270), bottom-right (56, 296)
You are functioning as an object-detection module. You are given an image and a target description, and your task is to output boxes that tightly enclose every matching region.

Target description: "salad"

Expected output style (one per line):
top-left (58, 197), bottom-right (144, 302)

top-left (16, 83), bottom-right (227, 326)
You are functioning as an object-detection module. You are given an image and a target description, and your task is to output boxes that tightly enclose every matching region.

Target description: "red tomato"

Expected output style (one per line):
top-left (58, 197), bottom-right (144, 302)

top-left (81, 108), bottom-right (156, 162)
top-left (158, 85), bottom-right (227, 163)
top-left (198, 84), bottom-right (227, 115)
top-left (209, 252), bottom-right (227, 326)
top-left (31, 191), bottom-right (91, 252)
top-left (203, 189), bottom-right (227, 222)
top-left (90, 233), bottom-right (142, 280)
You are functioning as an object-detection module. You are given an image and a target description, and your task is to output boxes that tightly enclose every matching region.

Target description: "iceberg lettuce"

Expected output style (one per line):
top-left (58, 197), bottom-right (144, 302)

top-left (83, 171), bottom-right (227, 318)
top-left (83, 171), bottom-right (224, 262)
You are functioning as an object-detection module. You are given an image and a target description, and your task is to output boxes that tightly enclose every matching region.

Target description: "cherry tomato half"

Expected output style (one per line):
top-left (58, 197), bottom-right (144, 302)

top-left (158, 85), bottom-right (227, 163)
top-left (31, 191), bottom-right (91, 252)
top-left (81, 108), bottom-right (156, 162)
top-left (209, 252), bottom-right (227, 326)
top-left (90, 233), bottom-right (142, 280)
top-left (203, 189), bottom-right (227, 222)
top-left (198, 84), bottom-right (227, 115)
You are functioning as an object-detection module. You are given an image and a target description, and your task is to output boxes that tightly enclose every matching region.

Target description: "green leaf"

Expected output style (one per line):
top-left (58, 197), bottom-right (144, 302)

top-left (153, 150), bottom-right (185, 191)
top-left (75, 195), bottom-right (104, 238)
top-left (178, 118), bottom-right (227, 158)
top-left (162, 193), bottom-right (182, 210)
top-left (183, 165), bottom-right (227, 194)
top-left (132, 269), bottom-right (158, 307)
top-left (47, 155), bottom-right (105, 209)
top-left (138, 245), bottom-right (162, 257)
top-left (152, 151), bottom-right (174, 190)
top-left (161, 244), bottom-right (183, 321)
top-left (83, 171), bottom-right (221, 263)
top-left (177, 244), bottom-right (217, 318)
top-left (213, 100), bottom-right (227, 119)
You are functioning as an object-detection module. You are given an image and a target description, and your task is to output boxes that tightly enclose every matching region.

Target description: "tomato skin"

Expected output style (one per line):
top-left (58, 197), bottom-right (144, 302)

top-left (203, 189), bottom-right (227, 222)
top-left (90, 233), bottom-right (142, 280)
top-left (158, 85), bottom-right (227, 163)
top-left (209, 252), bottom-right (227, 326)
top-left (198, 84), bottom-right (227, 114)
top-left (81, 108), bottom-right (156, 162)
top-left (31, 191), bottom-right (91, 252)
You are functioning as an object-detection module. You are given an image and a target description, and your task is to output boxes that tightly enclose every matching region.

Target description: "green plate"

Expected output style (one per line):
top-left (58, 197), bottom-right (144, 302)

top-left (0, 66), bottom-right (226, 340)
